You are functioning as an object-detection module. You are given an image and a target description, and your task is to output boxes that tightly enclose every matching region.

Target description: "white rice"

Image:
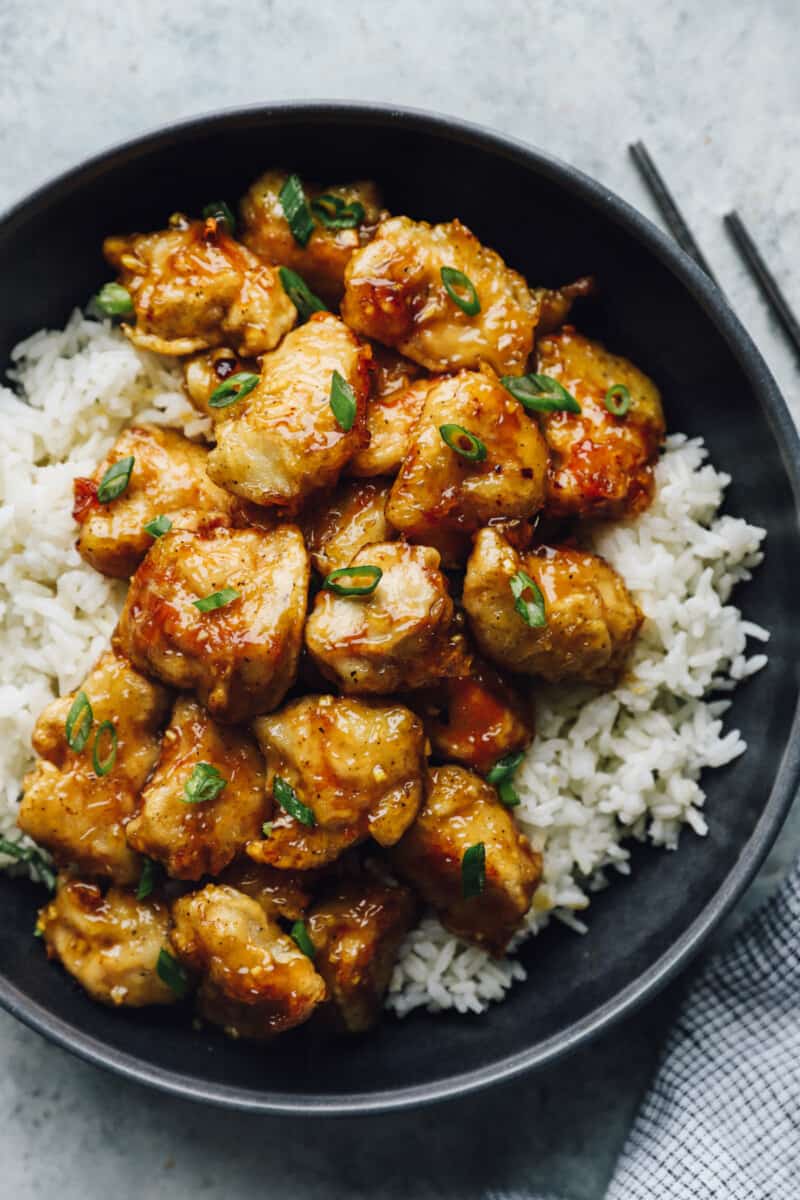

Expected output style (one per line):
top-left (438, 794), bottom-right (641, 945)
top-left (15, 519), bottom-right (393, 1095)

top-left (0, 313), bottom-right (768, 1015)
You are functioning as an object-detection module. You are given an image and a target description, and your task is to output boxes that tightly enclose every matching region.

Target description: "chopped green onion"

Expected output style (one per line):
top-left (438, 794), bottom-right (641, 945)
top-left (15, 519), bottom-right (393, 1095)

top-left (497, 779), bottom-right (520, 808)
top-left (65, 691), bottom-right (93, 753)
top-left (157, 948), bottom-right (190, 998)
top-left (202, 200), bottom-right (236, 235)
top-left (92, 721), bottom-right (118, 776)
top-left (486, 751), bottom-right (524, 786)
top-left (92, 282), bottom-right (134, 318)
top-left (322, 564), bottom-right (383, 596)
top-left (144, 515), bottom-right (172, 538)
top-left (290, 919), bottom-right (316, 959)
top-left (501, 373), bottom-right (581, 414)
top-left (262, 821), bottom-right (273, 838)
top-left (182, 762), bottom-right (227, 805)
top-left (97, 455), bottom-right (135, 504)
top-left (440, 266), bottom-right (481, 316)
top-left (439, 424), bottom-right (487, 463)
top-left (0, 837), bottom-right (56, 892)
top-left (279, 266), bottom-right (328, 321)
top-left (193, 588), bottom-right (240, 612)
top-left (279, 174), bottom-right (315, 247)
top-left (208, 371), bottom-right (260, 409)
top-left (510, 570), bottom-right (547, 628)
top-left (329, 370), bottom-right (358, 432)
top-left (310, 193), bottom-right (365, 230)
top-left (462, 842), bottom-right (486, 899)
top-left (33, 924), bottom-right (44, 938)
top-left (136, 857), bottom-right (158, 901)
top-left (274, 775), bottom-right (316, 827)
top-left (604, 383), bottom-right (631, 417)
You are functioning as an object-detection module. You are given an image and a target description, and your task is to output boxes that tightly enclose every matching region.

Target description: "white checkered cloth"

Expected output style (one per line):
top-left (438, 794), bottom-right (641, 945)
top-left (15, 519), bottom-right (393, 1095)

top-left (604, 856), bottom-right (800, 1197)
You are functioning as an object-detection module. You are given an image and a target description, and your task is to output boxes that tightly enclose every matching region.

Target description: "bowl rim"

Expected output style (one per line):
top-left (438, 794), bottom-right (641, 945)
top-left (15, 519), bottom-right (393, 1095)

top-left (2, 98), bottom-right (799, 1116)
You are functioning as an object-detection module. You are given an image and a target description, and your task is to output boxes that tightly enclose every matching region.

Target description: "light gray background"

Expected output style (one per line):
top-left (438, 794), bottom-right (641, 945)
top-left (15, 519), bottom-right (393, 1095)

top-left (1, 1), bottom-right (799, 1197)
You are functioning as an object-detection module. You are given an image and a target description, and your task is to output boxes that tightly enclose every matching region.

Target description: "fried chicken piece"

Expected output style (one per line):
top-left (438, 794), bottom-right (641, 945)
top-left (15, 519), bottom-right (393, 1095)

top-left (462, 528), bottom-right (642, 686)
top-left (240, 170), bottom-right (385, 306)
top-left (207, 313), bottom-right (371, 510)
top-left (73, 425), bottom-right (240, 579)
top-left (170, 884), bottom-right (326, 1039)
top-left (38, 876), bottom-right (178, 1007)
top-left (302, 477), bottom-right (394, 577)
top-left (534, 275), bottom-right (596, 335)
top-left (304, 542), bottom-right (470, 694)
top-left (246, 694), bottom-right (426, 870)
top-left (385, 370), bottom-right (548, 560)
top-left (341, 216), bottom-right (539, 375)
top-left (349, 345), bottom-right (430, 477)
top-left (183, 347), bottom-right (258, 421)
top-left (307, 880), bottom-right (419, 1032)
top-left (113, 524), bottom-right (308, 722)
top-left (103, 217), bottom-right (296, 357)
top-left (536, 328), bottom-right (665, 520)
top-left (126, 697), bottom-right (265, 880)
top-left (218, 859), bottom-right (316, 922)
top-left (392, 765), bottom-right (541, 956)
top-left (18, 651), bottom-right (170, 884)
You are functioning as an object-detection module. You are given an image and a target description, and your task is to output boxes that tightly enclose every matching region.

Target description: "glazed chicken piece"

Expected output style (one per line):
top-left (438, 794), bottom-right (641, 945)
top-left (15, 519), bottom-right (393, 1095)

top-left (170, 884), bottom-right (326, 1039)
top-left (246, 694), bottom-right (426, 870)
top-left (410, 658), bottom-right (534, 775)
top-left (536, 329), bottom-right (665, 520)
top-left (462, 528), bottom-right (642, 685)
top-left (73, 424), bottom-right (240, 579)
top-left (207, 313), bottom-right (371, 510)
top-left (341, 216), bottom-right (539, 375)
top-left (386, 370), bottom-right (549, 560)
top-left (307, 880), bottom-right (419, 1032)
top-left (183, 347), bottom-right (258, 422)
top-left (218, 859), bottom-right (317, 922)
top-left (349, 346), bottom-right (429, 477)
top-left (38, 877), bottom-right (178, 1007)
top-left (392, 765), bottom-right (542, 956)
top-left (305, 542), bottom-right (470, 694)
top-left (113, 524), bottom-right (309, 723)
top-left (18, 651), bottom-right (170, 884)
top-left (126, 697), bottom-right (265, 880)
top-left (103, 217), bottom-right (296, 357)
top-left (534, 275), bottom-right (596, 336)
top-left (240, 170), bottom-right (385, 306)
top-left (302, 477), bottom-right (394, 577)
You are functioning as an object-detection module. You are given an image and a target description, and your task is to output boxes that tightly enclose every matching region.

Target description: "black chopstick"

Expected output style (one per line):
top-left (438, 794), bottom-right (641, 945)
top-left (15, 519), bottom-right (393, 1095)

top-left (724, 211), bottom-right (800, 362)
top-left (628, 141), bottom-right (720, 285)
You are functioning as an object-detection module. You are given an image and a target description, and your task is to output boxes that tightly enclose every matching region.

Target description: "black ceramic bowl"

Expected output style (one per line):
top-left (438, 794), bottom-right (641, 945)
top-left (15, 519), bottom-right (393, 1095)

top-left (1, 103), bottom-right (799, 1115)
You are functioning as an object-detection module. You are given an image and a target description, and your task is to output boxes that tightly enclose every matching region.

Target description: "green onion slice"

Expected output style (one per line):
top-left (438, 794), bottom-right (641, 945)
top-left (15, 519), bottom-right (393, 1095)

top-left (182, 762), bottom-right (227, 805)
top-left (92, 282), bottom-right (134, 318)
top-left (497, 779), bottom-right (520, 808)
top-left (290, 920), bottom-right (316, 959)
top-left (604, 383), bottom-right (631, 417)
top-left (144, 515), bottom-right (172, 538)
top-left (208, 371), bottom-right (260, 409)
top-left (501, 373), bottom-right (581, 414)
top-left (310, 193), bottom-right (366, 230)
top-left (262, 821), bottom-right (273, 838)
top-left (157, 948), bottom-right (190, 998)
top-left (329, 370), bottom-right (358, 432)
top-left (65, 691), bottom-right (93, 753)
top-left (439, 423), bottom-right (487, 462)
top-left (278, 266), bottom-right (328, 321)
top-left (202, 200), bottom-right (236, 235)
top-left (322, 564), bottom-right (383, 596)
top-left (0, 837), bottom-right (56, 892)
top-left (274, 775), bottom-right (316, 827)
top-left (440, 266), bottom-right (481, 316)
top-left (462, 842), bottom-right (486, 899)
top-left (97, 455), bottom-right (135, 504)
top-left (279, 174), bottom-right (315, 247)
top-left (92, 720), bottom-right (118, 776)
top-left (193, 588), bottom-right (240, 612)
top-left (510, 569), bottom-right (547, 628)
top-left (486, 751), bottom-right (524, 786)
top-left (136, 857), bottom-right (158, 901)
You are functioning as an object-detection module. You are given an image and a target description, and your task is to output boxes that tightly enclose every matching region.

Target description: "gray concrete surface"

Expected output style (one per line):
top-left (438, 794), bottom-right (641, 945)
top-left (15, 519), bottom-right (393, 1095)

top-left (0, 1), bottom-right (798, 1196)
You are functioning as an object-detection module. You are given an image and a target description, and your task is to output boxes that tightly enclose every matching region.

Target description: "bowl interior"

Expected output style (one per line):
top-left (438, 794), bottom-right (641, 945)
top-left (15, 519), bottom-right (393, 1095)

top-left (1, 107), bottom-right (798, 1112)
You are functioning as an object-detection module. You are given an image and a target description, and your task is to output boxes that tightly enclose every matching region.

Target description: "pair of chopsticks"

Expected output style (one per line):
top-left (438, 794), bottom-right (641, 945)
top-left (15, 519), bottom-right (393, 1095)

top-left (629, 141), bottom-right (800, 361)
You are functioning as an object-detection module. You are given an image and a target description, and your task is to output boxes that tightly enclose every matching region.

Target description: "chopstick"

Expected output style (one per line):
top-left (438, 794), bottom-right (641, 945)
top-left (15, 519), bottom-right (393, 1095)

top-left (628, 141), bottom-right (720, 285)
top-left (724, 211), bottom-right (800, 362)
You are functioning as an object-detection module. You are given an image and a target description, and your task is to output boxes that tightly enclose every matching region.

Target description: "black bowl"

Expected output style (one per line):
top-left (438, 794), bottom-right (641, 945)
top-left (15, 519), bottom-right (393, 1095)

top-left (1, 103), bottom-right (799, 1115)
